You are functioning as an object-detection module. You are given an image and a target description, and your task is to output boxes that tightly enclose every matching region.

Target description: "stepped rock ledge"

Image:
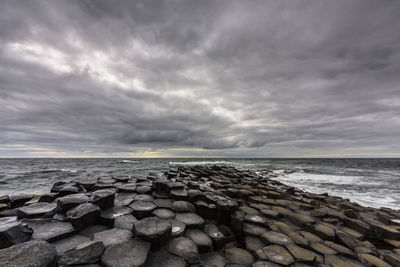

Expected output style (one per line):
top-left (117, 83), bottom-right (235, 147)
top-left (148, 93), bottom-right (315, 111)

top-left (0, 165), bottom-right (400, 266)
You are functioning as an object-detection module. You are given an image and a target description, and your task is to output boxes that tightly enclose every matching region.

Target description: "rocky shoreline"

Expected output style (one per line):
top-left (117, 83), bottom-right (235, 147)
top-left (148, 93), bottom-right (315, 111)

top-left (0, 165), bottom-right (400, 266)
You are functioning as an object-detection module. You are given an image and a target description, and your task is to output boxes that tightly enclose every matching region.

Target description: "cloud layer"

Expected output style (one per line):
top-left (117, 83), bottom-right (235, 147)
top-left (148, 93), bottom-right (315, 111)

top-left (1, 0), bottom-right (400, 157)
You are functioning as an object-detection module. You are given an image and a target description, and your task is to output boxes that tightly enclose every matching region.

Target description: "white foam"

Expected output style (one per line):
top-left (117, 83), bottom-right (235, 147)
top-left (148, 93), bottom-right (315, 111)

top-left (119, 160), bottom-right (139, 164)
top-left (169, 161), bottom-right (234, 165)
top-left (276, 171), bottom-right (400, 210)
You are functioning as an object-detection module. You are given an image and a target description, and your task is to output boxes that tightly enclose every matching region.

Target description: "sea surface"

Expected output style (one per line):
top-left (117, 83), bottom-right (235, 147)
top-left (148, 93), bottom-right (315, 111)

top-left (0, 158), bottom-right (399, 210)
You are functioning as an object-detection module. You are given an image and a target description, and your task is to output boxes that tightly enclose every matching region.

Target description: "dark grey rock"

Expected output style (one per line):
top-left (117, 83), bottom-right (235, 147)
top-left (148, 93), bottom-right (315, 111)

top-left (9, 194), bottom-right (34, 208)
top-left (244, 213), bottom-right (267, 226)
top-left (134, 194), bottom-right (154, 201)
top-left (17, 202), bottom-right (57, 219)
top-left (168, 219), bottom-right (186, 237)
top-left (0, 195), bottom-right (9, 204)
top-left (146, 249), bottom-right (187, 267)
top-left (225, 247), bottom-right (255, 266)
top-left (172, 201), bottom-right (196, 212)
top-left (175, 212), bottom-right (204, 228)
top-left (152, 208), bottom-right (176, 219)
top-left (261, 231), bottom-right (293, 246)
top-left (59, 185), bottom-right (80, 196)
top-left (167, 237), bottom-right (200, 264)
top-left (184, 229), bottom-right (213, 253)
top-left (113, 176), bottom-right (129, 183)
top-left (92, 189), bottom-right (116, 210)
top-left (99, 206), bottom-right (132, 227)
top-left (115, 183), bottom-right (137, 193)
top-left (58, 240), bottom-right (104, 266)
top-left (170, 189), bottom-right (188, 200)
top-left (39, 193), bottom-right (58, 203)
top-left (0, 240), bottom-right (56, 267)
top-left (78, 224), bottom-right (109, 239)
top-left (114, 214), bottom-right (137, 230)
top-left (92, 183), bottom-right (114, 190)
top-left (245, 236), bottom-right (265, 253)
top-left (252, 261), bottom-right (281, 267)
top-left (93, 228), bottom-right (132, 247)
top-left (200, 252), bottom-right (227, 267)
top-left (204, 224), bottom-right (226, 249)
top-left (0, 207), bottom-right (19, 217)
top-left (101, 239), bottom-right (151, 267)
top-left (57, 194), bottom-right (90, 213)
top-left (75, 179), bottom-right (97, 190)
top-left (136, 186), bottom-right (152, 194)
top-left (242, 223), bottom-right (267, 237)
top-left (133, 216), bottom-right (171, 249)
top-left (114, 193), bottom-right (136, 206)
top-left (66, 203), bottom-right (100, 231)
top-left (0, 216), bottom-right (18, 224)
top-left (153, 198), bottom-right (173, 209)
top-left (0, 221), bottom-right (32, 249)
top-left (33, 221), bottom-right (75, 242)
top-left (53, 234), bottom-right (91, 255)
top-left (255, 245), bottom-right (294, 266)
top-left (130, 201), bottom-right (156, 219)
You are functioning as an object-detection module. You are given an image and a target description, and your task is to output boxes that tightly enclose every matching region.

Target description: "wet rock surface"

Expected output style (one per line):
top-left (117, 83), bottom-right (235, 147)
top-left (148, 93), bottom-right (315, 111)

top-left (133, 216), bottom-right (171, 249)
top-left (32, 221), bottom-right (74, 242)
top-left (0, 240), bottom-right (56, 266)
top-left (101, 239), bottom-right (150, 267)
top-left (0, 165), bottom-right (399, 266)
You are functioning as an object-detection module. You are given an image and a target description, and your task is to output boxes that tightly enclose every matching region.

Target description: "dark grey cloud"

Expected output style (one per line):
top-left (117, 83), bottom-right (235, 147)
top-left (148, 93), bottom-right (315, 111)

top-left (1, 0), bottom-right (400, 157)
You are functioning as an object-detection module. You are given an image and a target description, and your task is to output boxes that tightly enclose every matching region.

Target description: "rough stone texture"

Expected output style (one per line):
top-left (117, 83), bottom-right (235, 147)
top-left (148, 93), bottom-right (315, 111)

top-left (146, 249), bottom-right (187, 267)
top-left (130, 201), bottom-right (156, 219)
top-left (99, 206), bottom-right (132, 227)
top-left (58, 240), bottom-right (104, 266)
top-left (256, 245), bottom-right (294, 266)
top-left (324, 254), bottom-right (364, 267)
top-left (66, 203), bottom-right (100, 231)
top-left (1, 165), bottom-right (400, 267)
top-left (358, 253), bottom-right (391, 267)
top-left (201, 252), bottom-right (228, 267)
top-left (32, 221), bottom-right (74, 242)
top-left (114, 214), bottom-right (137, 230)
top-left (0, 221), bottom-right (32, 249)
top-left (57, 194), bottom-right (90, 213)
top-left (286, 243), bottom-right (321, 264)
top-left (167, 237), bottom-right (200, 264)
top-left (53, 234), bottom-right (90, 255)
top-left (225, 247), bottom-right (255, 266)
top-left (78, 224), bottom-right (109, 239)
top-left (185, 229), bottom-right (213, 253)
top-left (9, 194), bottom-right (34, 208)
top-left (17, 202), bottom-right (57, 219)
top-left (172, 201), bottom-right (196, 212)
top-left (175, 212), bottom-right (204, 228)
top-left (261, 231), bottom-right (293, 246)
top-left (133, 217), bottom-right (172, 249)
top-left (168, 218), bottom-right (186, 237)
top-left (245, 236), bottom-right (265, 253)
top-left (92, 189), bottom-right (116, 210)
top-left (152, 208), bottom-right (176, 219)
top-left (0, 240), bottom-right (57, 267)
top-left (93, 228), bottom-right (132, 247)
top-left (101, 239), bottom-right (151, 267)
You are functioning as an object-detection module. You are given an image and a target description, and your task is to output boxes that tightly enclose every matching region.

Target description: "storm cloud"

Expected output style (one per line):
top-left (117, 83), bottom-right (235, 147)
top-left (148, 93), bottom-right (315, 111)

top-left (1, 0), bottom-right (400, 157)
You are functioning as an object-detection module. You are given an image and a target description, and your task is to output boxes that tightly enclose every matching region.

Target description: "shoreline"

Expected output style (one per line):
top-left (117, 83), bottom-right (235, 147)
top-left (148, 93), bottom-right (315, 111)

top-left (0, 165), bottom-right (399, 266)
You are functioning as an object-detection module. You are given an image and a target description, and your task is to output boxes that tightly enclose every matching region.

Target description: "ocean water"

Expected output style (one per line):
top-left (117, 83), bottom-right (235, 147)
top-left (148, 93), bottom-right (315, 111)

top-left (0, 158), bottom-right (399, 210)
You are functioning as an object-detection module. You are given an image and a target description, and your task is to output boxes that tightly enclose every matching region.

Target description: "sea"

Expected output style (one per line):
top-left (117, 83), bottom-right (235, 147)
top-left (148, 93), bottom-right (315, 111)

top-left (0, 158), bottom-right (399, 210)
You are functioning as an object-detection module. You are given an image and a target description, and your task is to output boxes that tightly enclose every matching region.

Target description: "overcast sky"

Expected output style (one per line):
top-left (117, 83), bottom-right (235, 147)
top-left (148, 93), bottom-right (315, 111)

top-left (1, 0), bottom-right (400, 158)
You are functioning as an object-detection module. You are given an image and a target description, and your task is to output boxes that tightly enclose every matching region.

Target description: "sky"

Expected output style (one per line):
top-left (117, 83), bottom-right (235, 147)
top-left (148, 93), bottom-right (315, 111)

top-left (1, 0), bottom-right (400, 158)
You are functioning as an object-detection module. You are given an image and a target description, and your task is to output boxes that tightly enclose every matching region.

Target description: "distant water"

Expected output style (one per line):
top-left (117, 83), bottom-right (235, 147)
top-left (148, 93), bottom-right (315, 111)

top-left (0, 158), bottom-right (399, 210)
